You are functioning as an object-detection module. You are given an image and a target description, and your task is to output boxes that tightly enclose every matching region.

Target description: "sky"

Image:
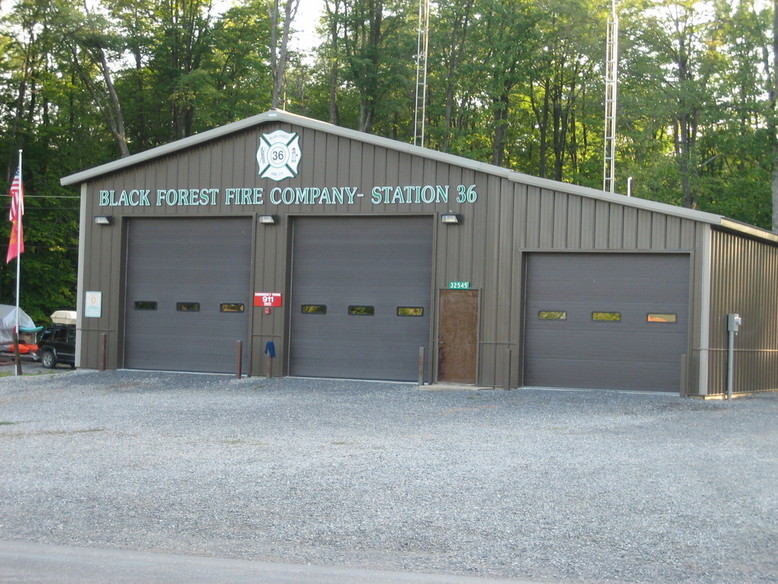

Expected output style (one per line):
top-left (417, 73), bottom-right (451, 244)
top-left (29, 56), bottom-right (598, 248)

top-left (290, 0), bottom-right (326, 51)
top-left (215, 0), bottom-right (326, 53)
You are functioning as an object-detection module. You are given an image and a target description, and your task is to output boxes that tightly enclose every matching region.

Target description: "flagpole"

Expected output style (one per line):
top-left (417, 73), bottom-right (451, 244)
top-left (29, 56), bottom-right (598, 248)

top-left (14, 149), bottom-right (22, 376)
top-left (15, 149), bottom-right (22, 337)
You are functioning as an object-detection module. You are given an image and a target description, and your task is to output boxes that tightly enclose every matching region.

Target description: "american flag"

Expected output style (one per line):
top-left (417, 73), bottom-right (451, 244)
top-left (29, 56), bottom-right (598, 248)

top-left (6, 166), bottom-right (24, 263)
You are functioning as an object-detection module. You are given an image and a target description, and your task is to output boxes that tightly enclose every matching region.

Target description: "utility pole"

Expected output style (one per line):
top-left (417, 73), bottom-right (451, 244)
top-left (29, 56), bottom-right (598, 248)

top-left (603, 0), bottom-right (619, 193)
top-left (413, 0), bottom-right (430, 147)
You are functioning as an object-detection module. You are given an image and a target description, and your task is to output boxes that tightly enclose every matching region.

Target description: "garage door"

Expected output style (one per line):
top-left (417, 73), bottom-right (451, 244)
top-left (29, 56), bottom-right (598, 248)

top-left (524, 253), bottom-right (690, 392)
top-left (124, 217), bottom-right (252, 373)
top-left (290, 217), bottom-right (432, 381)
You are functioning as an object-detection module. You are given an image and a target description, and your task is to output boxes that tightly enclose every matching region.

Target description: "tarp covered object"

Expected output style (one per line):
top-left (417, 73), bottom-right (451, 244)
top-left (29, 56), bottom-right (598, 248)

top-left (51, 310), bottom-right (77, 325)
top-left (0, 304), bottom-right (36, 345)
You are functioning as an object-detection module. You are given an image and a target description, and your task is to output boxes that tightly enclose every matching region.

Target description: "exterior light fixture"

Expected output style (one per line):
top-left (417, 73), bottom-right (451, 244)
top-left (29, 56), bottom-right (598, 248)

top-left (94, 216), bottom-right (113, 226)
top-left (440, 213), bottom-right (462, 225)
top-left (258, 215), bottom-right (278, 225)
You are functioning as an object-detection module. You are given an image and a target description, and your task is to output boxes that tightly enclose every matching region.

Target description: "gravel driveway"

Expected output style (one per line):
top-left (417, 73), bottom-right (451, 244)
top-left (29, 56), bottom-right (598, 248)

top-left (0, 370), bottom-right (775, 583)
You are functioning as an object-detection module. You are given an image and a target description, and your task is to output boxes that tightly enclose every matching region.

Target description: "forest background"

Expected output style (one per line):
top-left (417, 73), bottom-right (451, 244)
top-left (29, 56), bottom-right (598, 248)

top-left (0, 0), bottom-right (775, 322)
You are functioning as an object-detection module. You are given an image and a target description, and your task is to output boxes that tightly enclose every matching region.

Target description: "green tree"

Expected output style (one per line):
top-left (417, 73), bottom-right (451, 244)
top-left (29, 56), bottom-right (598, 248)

top-left (623, 0), bottom-right (721, 208)
top-left (148, 0), bottom-right (219, 140)
top-left (0, 0), bottom-right (84, 321)
top-left (471, 0), bottom-right (541, 167)
top-left (521, 0), bottom-right (604, 180)
top-left (324, 0), bottom-right (415, 133)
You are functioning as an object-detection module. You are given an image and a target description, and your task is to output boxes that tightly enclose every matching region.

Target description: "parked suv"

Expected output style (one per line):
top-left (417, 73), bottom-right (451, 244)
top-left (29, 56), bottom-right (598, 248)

top-left (37, 324), bottom-right (75, 368)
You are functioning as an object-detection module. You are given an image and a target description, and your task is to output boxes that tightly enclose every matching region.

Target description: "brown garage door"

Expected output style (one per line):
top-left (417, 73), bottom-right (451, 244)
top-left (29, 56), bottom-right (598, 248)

top-left (524, 253), bottom-right (690, 392)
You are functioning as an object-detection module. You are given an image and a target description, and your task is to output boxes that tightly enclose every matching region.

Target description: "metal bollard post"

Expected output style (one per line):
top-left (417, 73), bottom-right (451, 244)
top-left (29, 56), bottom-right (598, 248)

top-left (235, 340), bottom-right (242, 379)
top-left (13, 331), bottom-right (22, 376)
top-left (99, 333), bottom-right (107, 371)
top-left (506, 348), bottom-right (512, 390)
top-left (418, 347), bottom-right (425, 386)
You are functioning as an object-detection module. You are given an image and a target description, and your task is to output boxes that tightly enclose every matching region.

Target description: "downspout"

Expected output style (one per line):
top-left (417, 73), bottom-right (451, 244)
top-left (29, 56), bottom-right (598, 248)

top-left (697, 226), bottom-right (712, 396)
top-left (75, 183), bottom-right (88, 369)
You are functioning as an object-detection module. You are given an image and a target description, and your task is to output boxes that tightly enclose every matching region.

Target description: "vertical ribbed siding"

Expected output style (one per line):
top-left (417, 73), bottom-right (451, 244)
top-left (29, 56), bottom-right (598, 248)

top-left (707, 229), bottom-right (778, 394)
top-left (448, 177), bottom-right (703, 388)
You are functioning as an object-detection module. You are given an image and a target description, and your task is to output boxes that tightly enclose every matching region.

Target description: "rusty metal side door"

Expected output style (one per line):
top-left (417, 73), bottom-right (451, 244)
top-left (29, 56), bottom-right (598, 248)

top-left (438, 289), bottom-right (479, 384)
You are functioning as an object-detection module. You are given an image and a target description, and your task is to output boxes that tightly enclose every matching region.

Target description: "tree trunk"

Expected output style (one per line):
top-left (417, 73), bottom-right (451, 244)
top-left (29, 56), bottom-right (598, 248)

top-left (271, 0), bottom-right (299, 109)
top-left (97, 47), bottom-right (130, 158)
top-left (325, 0), bottom-right (341, 124)
top-left (442, 0), bottom-right (474, 151)
top-left (69, 44), bottom-right (130, 158)
top-left (767, 0), bottom-right (778, 233)
top-left (492, 92), bottom-right (509, 166)
top-left (529, 80), bottom-right (551, 178)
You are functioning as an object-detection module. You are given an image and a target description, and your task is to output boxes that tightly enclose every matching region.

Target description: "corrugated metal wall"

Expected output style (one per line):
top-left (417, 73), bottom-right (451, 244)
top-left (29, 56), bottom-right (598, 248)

top-left (77, 121), bottom-right (713, 389)
top-left (706, 229), bottom-right (778, 395)
top-left (442, 181), bottom-right (706, 389)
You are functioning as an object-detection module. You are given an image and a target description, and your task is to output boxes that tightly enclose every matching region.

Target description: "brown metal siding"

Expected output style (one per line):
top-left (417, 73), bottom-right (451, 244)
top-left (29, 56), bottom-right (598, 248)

top-left (430, 179), bottom-right (705, 389)
top-left (76, 119), bottom-right (711, 389)
top-left (706, 229), bottom-right (778, 394)
top-left (470, 182), bottom-right (707, 387)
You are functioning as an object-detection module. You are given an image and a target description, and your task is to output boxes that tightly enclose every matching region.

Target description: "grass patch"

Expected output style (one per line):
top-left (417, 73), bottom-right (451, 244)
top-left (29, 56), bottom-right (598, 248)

top-left (221, 439), bottom-right (270, 447)
top-left (2, 428), bottom-right (104, 438)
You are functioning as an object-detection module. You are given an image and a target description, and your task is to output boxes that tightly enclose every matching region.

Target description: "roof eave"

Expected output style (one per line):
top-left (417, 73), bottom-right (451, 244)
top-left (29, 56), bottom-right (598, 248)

top-left (718, 218), bottom-right (778, 244)
top-left (61, 110), bottom-right (291, 186)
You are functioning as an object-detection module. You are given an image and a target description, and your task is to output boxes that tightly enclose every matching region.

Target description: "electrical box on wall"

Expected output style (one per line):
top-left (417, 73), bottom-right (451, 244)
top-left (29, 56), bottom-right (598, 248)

top-left (727, 313), bottom-right (742, 334)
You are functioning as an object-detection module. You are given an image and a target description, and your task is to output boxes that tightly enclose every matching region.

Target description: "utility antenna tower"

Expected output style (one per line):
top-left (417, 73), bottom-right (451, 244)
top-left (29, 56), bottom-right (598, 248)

top-left (602, 0), bottom-right (619, 192)
top-left (413, 0), bottom-right (430, 147)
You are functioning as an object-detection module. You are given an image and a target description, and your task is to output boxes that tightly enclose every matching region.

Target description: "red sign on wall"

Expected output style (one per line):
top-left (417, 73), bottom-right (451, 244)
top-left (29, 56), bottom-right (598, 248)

top-left (254, 293), bottom-right (283, 307)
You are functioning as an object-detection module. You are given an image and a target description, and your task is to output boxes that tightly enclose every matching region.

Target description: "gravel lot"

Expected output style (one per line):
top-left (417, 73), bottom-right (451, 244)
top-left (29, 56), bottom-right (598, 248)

top-left (0, 370), bottom-right (776, 583)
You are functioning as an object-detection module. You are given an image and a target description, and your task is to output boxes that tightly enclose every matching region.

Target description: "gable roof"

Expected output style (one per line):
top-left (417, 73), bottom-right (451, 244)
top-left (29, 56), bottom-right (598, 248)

top-left (61, 109), bottom-right (778, 244)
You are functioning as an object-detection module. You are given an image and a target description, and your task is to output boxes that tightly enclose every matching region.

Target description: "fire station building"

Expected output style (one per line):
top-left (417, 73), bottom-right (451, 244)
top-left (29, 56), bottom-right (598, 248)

top-left (61, 110), bottom-right (778, 396)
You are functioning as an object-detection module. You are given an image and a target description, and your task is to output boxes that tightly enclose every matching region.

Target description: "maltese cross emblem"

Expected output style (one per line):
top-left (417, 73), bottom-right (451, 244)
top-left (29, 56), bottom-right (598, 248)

top-left (257, 130), bottom-right (301, 181)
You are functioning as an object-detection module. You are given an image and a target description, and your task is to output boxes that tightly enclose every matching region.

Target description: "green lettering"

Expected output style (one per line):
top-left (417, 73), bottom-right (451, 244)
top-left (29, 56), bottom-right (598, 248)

top-left (330, 187), bottom-right (343, 205)
top-left (295, 188), bottom-right (309, 205)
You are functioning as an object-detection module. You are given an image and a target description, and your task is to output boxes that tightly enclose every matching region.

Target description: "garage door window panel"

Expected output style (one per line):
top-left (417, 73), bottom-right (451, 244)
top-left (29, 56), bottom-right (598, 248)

top-left (397, 307), bottom-right (424, 317)
top-left (538, 311), bottom-right (567, 320)
top-left (647, 313), bottom-right (677, 323)
top-left (592, 312), bottom-right (621, 322)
